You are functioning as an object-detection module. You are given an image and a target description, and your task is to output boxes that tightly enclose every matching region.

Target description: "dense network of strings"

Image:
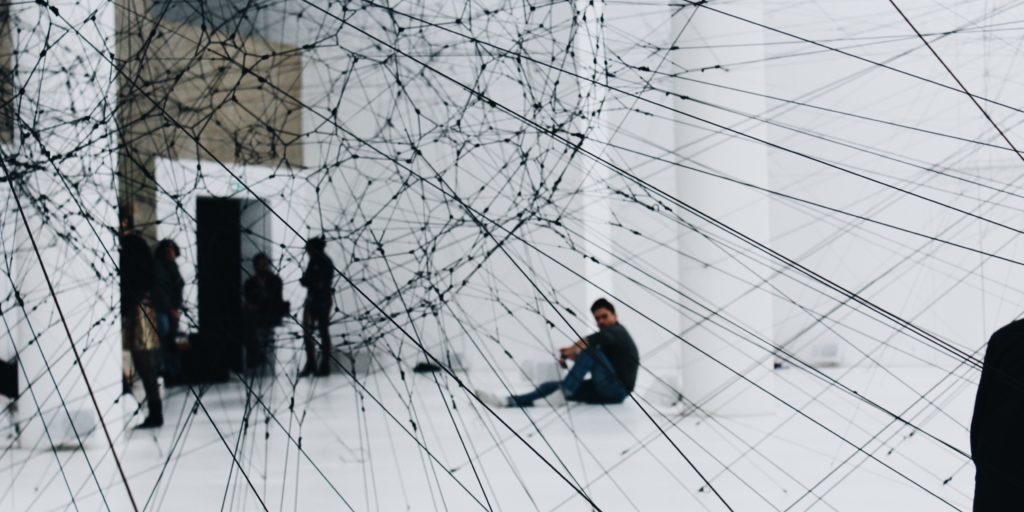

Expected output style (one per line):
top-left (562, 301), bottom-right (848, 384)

top-left (3, 0), bottom-right (1024, 510)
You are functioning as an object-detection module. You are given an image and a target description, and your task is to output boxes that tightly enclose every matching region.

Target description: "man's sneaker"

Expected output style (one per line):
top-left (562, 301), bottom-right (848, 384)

top-left (475, 389), bottom-right (510, 408)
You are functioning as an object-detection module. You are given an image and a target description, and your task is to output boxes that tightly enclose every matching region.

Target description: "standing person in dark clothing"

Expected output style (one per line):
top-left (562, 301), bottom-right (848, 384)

top-left (152, 239), bottom-right (184, 385)
top-left (118, 203), bottom-right (162, 428)
top-left (299, 236), bottom-right (334, 377)
top-left (971, 319), bottom-right (1024, 510)
top-left (243, 253), bottom-right (285, 371)
top-left (477, 298), bottom-right (639, 407)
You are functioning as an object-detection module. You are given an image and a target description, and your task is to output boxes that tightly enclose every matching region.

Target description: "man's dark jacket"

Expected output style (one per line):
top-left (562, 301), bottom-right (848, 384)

top-left (152, 258), bottom-right (184, 314)
top-left (119, 233), bottom-right (153, 313)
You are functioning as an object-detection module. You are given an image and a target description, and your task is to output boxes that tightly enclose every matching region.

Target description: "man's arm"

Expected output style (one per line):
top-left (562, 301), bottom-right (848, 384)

top-left (559, 334), bottom-right (598, 362)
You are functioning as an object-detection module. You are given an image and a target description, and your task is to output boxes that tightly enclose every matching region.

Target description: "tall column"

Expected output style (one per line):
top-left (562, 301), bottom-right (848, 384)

top-left (674, 2), bottom-right (774, 416)
top-left (574, 0), bottom-right (614, 301)
top-left (3, 1), bottom-right (131, 509)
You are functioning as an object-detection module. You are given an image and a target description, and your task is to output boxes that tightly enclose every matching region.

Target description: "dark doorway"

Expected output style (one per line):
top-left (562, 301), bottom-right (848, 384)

top-left (191, 197), bottom-right (270, 381)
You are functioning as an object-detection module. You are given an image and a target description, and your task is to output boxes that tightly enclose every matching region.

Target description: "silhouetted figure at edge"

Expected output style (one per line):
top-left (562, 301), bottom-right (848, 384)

top-left (476, 298), bottom-right (639, 408)
top-left (119, 204), bottom-right (162, 429)
top-left (299, 236), bottom-right (334, 377)
top-left (971, 320), bottom-right (1024, 510)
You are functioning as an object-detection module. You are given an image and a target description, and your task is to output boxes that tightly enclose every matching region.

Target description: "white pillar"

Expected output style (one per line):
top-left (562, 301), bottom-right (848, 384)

top-left (673, 2), bottom-right (774, 416)
top-left (575, 0), bottom-right (614, 301)
top-left (2, 2), bottom-right (129, 509)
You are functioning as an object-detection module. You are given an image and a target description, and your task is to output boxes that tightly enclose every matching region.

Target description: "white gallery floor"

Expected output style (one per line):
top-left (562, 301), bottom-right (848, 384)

top-left (0, 0), bottom-right (1016, 510)
top-left (0, 356), bottom-right (977, 512)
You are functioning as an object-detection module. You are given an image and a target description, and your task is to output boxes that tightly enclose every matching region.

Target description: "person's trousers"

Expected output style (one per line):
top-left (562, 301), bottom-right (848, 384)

top-left (303, 300), bottom-right (332, 370)
top-left (245, 324), bottom-right (274, 372)
top-left (155, 312), bottom-right (179, 380)
top-left (130, 349), bottom-right (162, 420)
top-left (510, 347), bottom-right (628, 407)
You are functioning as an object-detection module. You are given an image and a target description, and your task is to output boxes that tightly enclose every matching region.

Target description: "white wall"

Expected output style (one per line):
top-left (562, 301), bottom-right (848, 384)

top-left (760, 0), bottom-right (1024, 369)
top-left (1, 1), bottom-right (130, 509)
top-left (248, 0), bottom-right (1024, 391)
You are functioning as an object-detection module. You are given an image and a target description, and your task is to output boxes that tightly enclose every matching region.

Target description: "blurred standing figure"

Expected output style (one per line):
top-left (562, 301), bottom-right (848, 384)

top-left (119, 203), bottom-right (162, 429)
top-left (152, 239), bottom-right (184, 385)
top-left (971, 320), bottom-right (1024, 510)
top-left (244, 253), bottom-right (285, 371)
top-left (299, 236), bottom-right (333, 377)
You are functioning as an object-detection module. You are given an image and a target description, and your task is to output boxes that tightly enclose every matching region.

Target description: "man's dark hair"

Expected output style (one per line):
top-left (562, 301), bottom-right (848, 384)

top-left (306, 235), bottom-right (327, 253)
top-left (590, 298), bottom-right (615, 314)
top-left (156, 239), bottom-right (179, 258)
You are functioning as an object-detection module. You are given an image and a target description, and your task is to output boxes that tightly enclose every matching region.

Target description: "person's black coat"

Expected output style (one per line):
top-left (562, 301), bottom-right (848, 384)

top-left (119, 233), bottom-right (153, 312)
top-left (971, 319), bottom-right (1024, 509)
top-left (300, 253), bottom-right (334, 297)
top-left (152, 258), bottom-right (184, 313)
top-left (245, 272), bottom-right (284, 327)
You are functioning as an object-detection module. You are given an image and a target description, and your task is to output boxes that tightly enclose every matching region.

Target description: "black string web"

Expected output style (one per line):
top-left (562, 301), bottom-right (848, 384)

top-left (3, 0), bottom-right (1023, 509)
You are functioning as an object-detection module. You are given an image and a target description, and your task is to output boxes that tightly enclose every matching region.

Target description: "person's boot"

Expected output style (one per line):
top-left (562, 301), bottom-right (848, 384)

top-left (138, 394), bottom-right (164, 429)
top-left (299, 339), bottom-right (317, 377)
top-left (136, 415), bottom-right (163, 429)
top-left (315, 339), bottom-right (332, 376)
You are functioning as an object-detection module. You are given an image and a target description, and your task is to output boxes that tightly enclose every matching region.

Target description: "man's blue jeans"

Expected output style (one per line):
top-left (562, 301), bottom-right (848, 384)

top-left (510, 347), bottom-right (628, 407)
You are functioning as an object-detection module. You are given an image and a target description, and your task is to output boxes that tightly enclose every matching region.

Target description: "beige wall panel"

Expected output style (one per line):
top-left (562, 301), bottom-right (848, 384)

top-left (120, 19), bottom-right (303, 168)
top-left (0, 3), bottom-right (13, 143)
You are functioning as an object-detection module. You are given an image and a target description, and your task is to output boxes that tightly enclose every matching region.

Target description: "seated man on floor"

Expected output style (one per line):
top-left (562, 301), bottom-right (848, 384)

top-left (478, 298), bottom-right (639, 407)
